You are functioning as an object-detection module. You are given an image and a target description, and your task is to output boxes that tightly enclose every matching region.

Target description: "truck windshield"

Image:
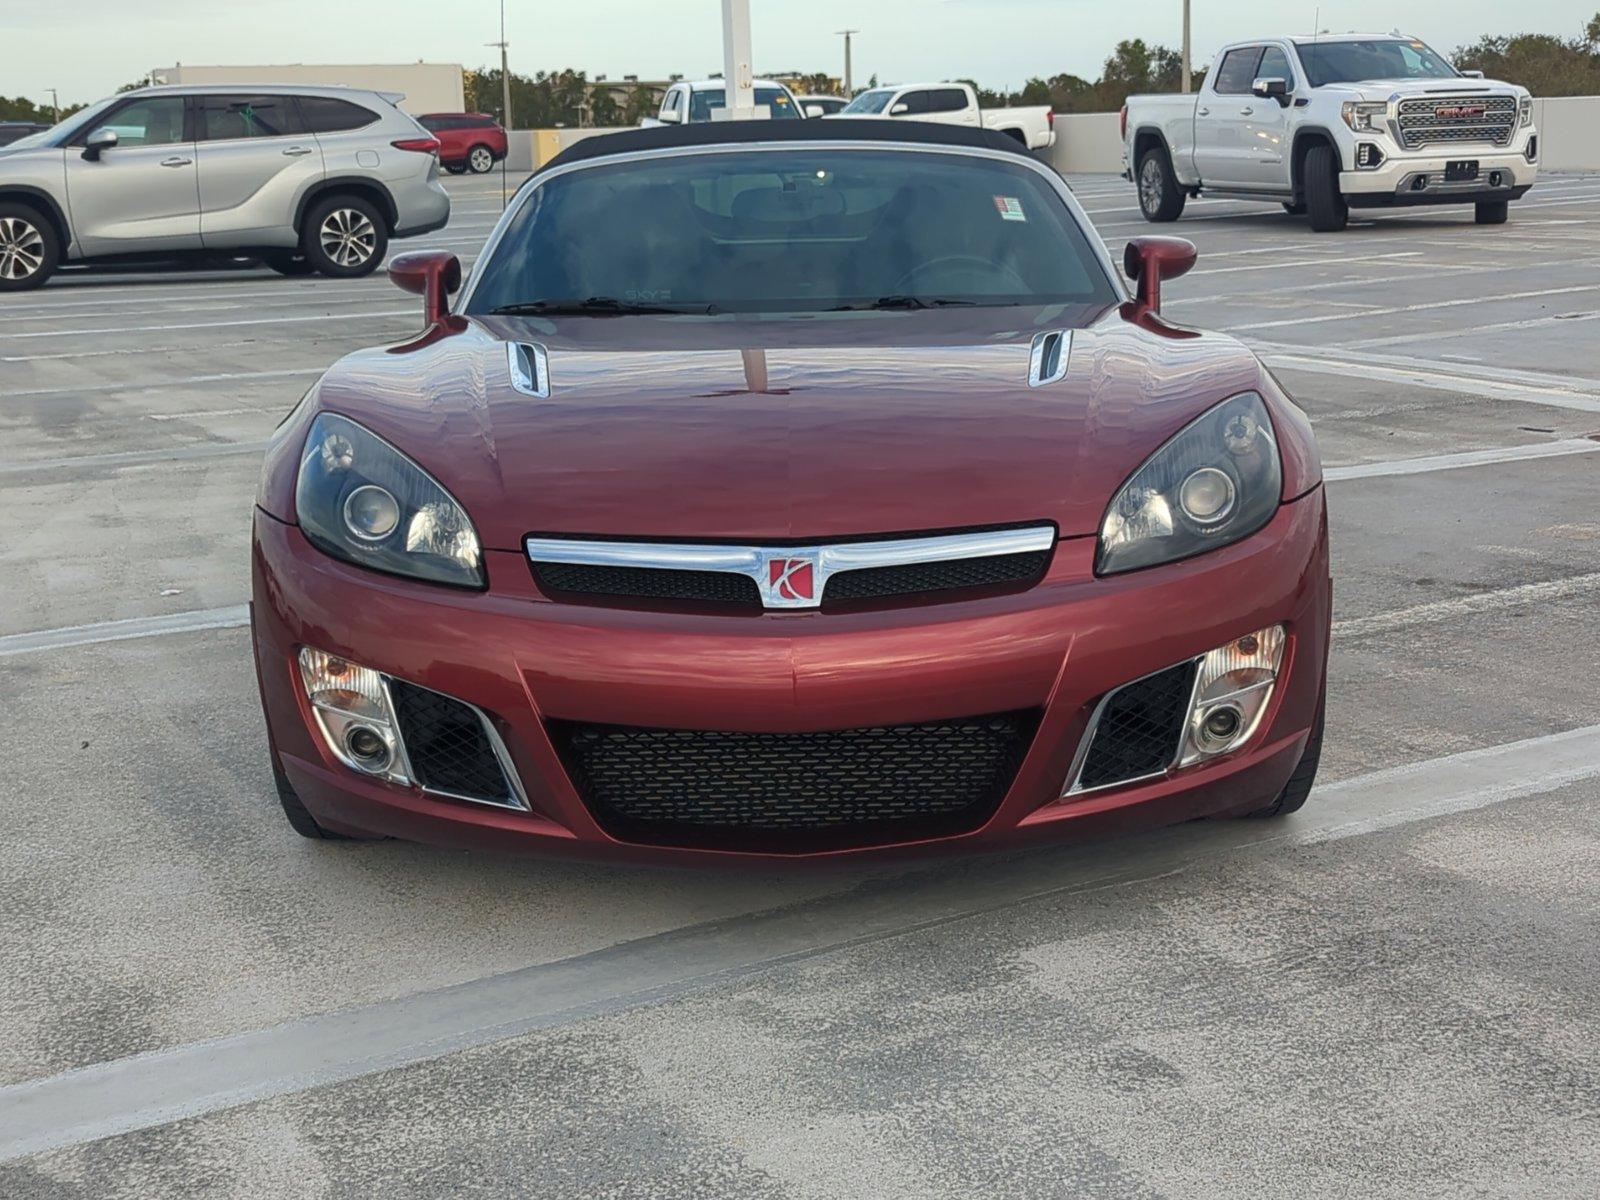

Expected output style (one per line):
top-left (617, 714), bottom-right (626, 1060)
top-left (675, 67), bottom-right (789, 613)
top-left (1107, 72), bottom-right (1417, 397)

top-left (1297, 39), bottom-right (1459, 87)
top-left (467, 148), bottom-right (1115, 316)
top-left (841, 90), bottom-right (894, 115)
top-left (689, 88), bottom-right (800, 121)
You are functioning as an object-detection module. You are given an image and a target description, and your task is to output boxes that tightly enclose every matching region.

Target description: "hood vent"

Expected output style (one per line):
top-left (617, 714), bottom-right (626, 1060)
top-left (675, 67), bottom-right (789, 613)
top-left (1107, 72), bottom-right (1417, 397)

top-left (507, 342), bottom-right (550, 398)
top-left (1027, 330), bottom-right (1072, 388)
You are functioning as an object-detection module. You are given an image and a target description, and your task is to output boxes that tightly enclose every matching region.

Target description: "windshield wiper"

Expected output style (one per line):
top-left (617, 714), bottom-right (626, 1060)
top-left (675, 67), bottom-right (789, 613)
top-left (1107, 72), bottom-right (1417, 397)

top-left (489, 297), bottom-right (715, 317)
top-left (829, 295), bottom-right (985, 312)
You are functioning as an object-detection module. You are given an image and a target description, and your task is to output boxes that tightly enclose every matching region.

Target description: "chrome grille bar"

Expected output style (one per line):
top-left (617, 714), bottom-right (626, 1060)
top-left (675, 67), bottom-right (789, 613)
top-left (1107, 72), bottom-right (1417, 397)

top-left (1394, 94), bottom-right (1517, 150)
top-left (525, 525), bottom-right (1057, 610)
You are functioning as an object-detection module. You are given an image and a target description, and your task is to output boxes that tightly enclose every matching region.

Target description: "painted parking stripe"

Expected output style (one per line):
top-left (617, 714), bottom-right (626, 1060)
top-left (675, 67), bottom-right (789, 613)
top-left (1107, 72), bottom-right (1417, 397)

top-left (1326, 439), bottom-right (1600, 480)
top-left (0, 309), bottom-right (415, 340)
top-left (1, 720), bottom-right (1597, 1164)
top-left (1224, 282), bottom-right (1600, 332)
top-left (1333, 572), bottom-right (1600, 639)
top-left (0, 606), bottom-right (250, 658)
top-left (1268, 354), bottom-right (1600, 415)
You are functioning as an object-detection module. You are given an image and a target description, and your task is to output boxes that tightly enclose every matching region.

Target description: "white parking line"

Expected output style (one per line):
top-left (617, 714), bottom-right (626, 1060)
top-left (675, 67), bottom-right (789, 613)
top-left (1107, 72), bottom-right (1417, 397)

top-left (0, 310), bottom-right (415, 340)
top-left (0, 606), bottom-right (250, 658)
top-left (1263, 352), bottom-right (1600, 415)
top-left (1333, 572), bottom-right (1600, 639)
top-left (1224, 282), bottom-right (1600, 332)
top-left (1, 719), bottom-right (1596, 1163)
top-left (1325, 439), bottom-right (1600, 480)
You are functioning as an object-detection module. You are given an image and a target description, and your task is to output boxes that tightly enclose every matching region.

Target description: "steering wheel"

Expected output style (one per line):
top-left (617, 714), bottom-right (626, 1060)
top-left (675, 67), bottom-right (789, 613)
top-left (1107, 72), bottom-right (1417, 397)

top-left (893, 255), bottom-right (1029, 295)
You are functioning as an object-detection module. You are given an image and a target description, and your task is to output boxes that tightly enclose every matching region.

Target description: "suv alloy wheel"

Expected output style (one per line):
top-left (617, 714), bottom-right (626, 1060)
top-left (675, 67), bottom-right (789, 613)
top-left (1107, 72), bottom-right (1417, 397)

top-left (0, 205), bottom-right (58, 291)
top-left (302, 195), bottom-right (389, 278)
top-left (468, 144), bottom-right (495, 174)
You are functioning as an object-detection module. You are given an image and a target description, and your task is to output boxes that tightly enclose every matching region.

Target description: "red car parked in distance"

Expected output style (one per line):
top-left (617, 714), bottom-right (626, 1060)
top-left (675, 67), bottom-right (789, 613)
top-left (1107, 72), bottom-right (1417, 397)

top-left (416, 112), bottom-right (507, 174)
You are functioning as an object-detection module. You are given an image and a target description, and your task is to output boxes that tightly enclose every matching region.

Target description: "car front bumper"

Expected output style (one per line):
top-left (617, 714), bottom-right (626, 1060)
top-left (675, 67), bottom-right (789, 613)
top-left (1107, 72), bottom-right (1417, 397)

top-left (1341, 142), bottom-right (1537, 202)
top-left (252, 488), bottom-right (1330, 864)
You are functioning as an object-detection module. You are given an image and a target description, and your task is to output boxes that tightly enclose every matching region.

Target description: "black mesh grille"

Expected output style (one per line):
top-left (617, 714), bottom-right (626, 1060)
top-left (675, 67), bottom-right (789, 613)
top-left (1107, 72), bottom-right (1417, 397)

top-left (532, 561), bottom-right (761, 607)
top-left (1076, 661), bottom-right (1197, 791)
top-left (552, 711), bottom-right (1040, 851)
top-left (390, 680), bottom-right (515, 804)
top-left (825, 550), bottom-right (1050, 604)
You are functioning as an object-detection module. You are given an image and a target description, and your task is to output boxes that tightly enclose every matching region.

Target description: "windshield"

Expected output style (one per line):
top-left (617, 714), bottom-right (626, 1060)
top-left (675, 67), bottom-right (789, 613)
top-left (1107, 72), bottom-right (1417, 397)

top-left (466, 148), bottom-right (1115, 316)
top-left (688, 88), bottom-right (799, 121)
top-left (842, 90), bottom-right (894, 115)
top-left (1297, 39), bottom-right (1459, 87)
top-left (6, 95), bottom-right (119, 150)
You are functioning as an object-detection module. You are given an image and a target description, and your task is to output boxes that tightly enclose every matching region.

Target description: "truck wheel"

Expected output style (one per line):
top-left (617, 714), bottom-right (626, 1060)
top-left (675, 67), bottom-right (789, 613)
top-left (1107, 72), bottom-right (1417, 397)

top-left (1475, 200), bottom-right (1509, 225)
top-left (301, 194), bottom-right (388, 278)
top-left (0, 202), bottom-right (59, 291)
top-left (1136, 148), bottom-right (1185, 222)
top-left (1303, 143), bottom-right (1348, 232)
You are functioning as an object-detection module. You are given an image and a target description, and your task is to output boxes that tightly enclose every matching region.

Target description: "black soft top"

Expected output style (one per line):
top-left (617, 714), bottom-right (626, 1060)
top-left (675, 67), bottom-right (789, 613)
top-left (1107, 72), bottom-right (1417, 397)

top-left (541, 117), bottom-right (1037, 173)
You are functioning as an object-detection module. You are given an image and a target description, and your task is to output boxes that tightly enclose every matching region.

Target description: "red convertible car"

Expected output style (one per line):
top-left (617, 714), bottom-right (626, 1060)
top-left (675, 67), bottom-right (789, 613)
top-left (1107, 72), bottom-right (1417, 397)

top-left (252, 120), bottom-right (1329, 862)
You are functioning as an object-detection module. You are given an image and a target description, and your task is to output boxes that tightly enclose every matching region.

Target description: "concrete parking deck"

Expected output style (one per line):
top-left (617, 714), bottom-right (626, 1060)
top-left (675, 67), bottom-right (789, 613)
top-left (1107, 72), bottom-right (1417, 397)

top-left (3, 170), bottom-right (1599, 1197)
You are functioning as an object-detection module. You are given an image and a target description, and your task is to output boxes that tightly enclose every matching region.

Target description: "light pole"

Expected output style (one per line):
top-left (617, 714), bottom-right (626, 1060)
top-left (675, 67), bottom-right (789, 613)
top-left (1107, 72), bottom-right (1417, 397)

top-left (1181, 0), bottom-right (1192, 93)
top-left (837, 29), bottom-right (858, 95)
top-left (47, 88), bottom-right (59, 123)
top-left (486, 0), bottom-right (511, 128)
top-left (719, 0), bottom-right (756, 121)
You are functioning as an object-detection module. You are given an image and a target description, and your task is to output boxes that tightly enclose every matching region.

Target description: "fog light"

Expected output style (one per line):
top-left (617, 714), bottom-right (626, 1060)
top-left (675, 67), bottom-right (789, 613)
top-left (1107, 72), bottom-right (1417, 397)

top-left (1412, 175), bottom-right (1428, 191)
top-left (1526, 136), bottom-right (1538, 163)
top-left (1355, 142), bottom-right (1384, 169)
top-left (1178, 625), bottom-right (1286, 766)
top-left (298, 647), bottom-right (410, 785)
top-left (1488, 170), bottom-right (1503, 188)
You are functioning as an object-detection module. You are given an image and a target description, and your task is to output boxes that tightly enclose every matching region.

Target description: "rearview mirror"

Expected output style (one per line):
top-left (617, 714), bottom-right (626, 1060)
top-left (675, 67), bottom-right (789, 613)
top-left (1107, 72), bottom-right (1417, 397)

top-left (1123, 236), bottom-right (1197, 312)
top-left (1460, 68), bottom-right (1485, 79)
top-left (1251, 77), bottom-right (1290, 106)
top-left (82, 127), bottom-right (118, 161)
top-left (389, 250), bottom-right (462, 325)
top-left (889, 102), bottom-right (909, 116)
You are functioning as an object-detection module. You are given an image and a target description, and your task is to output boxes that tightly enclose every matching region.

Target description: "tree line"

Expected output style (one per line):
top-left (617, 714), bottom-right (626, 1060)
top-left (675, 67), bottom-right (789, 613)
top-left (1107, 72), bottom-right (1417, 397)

top-left (5, 18), bottom-right (1599, 128)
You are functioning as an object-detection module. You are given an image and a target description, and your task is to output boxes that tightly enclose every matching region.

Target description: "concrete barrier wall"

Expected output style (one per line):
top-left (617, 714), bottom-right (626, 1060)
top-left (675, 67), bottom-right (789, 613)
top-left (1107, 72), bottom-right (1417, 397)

top-left (509, 96), bottom-right (1600, 176)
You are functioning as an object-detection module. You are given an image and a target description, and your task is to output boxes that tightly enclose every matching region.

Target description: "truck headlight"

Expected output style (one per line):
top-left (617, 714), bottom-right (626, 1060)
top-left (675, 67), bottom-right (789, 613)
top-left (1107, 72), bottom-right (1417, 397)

top-left (1519, 95), bottom-right (1533, 128)
top-left (1340, 101), bottom-right (1387, 132)
top-left (295, 412), bottom-right (484, 588)
top-left (1097, 392), bottom-right (1282, 575)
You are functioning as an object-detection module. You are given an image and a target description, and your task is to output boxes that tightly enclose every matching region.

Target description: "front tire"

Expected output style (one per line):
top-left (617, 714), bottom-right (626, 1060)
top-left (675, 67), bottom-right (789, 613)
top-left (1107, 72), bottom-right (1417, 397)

top-left (467, 144), bottom-right (495, 174)
top-left (1136, 147), bottom-right (1186, 222)
top-left (1475, 200), bottom-right (1509, 225)
top-left (273, 759), bottom-right (351, 840)
top-left (1282, 201), bottom-right (1307, 216)
top-left (1303, 143), bottom-right (1348, 232)
top-left (1243, 698), bottom-right (1324, 819)
top-left (301, 195), bottom-right (388, 278)
top-left (0, 203), bottom-right (59, 291)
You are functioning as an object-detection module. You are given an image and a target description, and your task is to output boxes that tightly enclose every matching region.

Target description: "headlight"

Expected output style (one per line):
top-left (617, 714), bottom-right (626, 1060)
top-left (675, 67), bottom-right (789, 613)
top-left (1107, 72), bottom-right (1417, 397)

top-left (1340, 101), bottom-right (1387, 132)
top-left (295, 412), bottom-right (484, 588)
top-left (1097, 392), bottom-right (1282, 575)
top-left (1518, 95), bottom-right (1533, 127)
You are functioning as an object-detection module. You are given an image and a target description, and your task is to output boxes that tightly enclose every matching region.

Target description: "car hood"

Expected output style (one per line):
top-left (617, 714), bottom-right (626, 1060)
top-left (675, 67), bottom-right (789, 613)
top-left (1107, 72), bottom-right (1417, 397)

top-left (1323, 78), bottom-right (1524, 101)
top-left (299, 306), bottom-right (1270, 552)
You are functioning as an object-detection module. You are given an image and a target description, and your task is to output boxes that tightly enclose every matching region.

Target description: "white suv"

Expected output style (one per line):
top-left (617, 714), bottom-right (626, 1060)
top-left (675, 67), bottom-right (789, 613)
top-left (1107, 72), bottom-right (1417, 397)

top-left (0, 84), bottom-right (451, 290)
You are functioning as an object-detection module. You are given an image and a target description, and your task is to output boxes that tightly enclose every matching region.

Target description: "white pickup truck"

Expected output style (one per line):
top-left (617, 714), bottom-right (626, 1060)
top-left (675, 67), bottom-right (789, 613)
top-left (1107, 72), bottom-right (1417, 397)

top-left (830, 82), bottom-right (1056, 151)
top-left (1122, 33), bottom-right (1537, 231)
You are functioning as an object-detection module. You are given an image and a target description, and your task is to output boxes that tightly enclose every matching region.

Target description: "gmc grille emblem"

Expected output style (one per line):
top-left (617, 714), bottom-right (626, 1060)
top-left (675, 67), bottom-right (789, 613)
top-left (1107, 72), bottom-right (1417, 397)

top-left (1435, 105), bottom-right (1486, 119)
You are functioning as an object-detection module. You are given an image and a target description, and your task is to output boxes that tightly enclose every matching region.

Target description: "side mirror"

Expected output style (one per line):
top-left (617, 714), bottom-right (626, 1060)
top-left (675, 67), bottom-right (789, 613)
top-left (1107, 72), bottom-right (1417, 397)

top-left (82, 127), bottom-right (118, 161)
top-left (1251, 77), bottom-right (1290, 106)
top-left (389, 251), bottom-right (462, 325)
top-left (889, 102), bottom-right (909, 116)
top-left (657, 108), bottom-right (681, 124)
top-left (1123, 236), bottom-right (1197, 312)
top-left (1460, 68), bottom-right (1485, 79)
top-left (804, 104), bottom-right (824, 118)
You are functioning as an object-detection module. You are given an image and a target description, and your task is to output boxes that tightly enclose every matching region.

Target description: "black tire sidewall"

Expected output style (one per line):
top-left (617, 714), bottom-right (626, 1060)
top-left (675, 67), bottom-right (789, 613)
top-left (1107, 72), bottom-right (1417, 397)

top-left (301, 195), bottom-right (389, 277)
top-left (0, 201), bottom-right (60, 291)
top-left (1304, 144), bottom-right (1348, 232)
top-left (1476, 200), bottom-right (1509, 224)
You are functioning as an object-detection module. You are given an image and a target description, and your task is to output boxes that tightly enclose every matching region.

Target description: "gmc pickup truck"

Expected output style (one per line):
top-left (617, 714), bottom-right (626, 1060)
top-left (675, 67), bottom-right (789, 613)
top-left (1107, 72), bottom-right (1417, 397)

top-left (1122, 33), bottom-right (1537, 231)
top-left (831, 82), bottom-right (1056, 151)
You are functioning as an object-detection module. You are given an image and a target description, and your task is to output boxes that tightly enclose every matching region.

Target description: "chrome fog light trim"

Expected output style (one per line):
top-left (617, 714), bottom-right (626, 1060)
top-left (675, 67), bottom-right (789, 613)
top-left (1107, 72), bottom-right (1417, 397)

top-left (298, 647), bottom-right (412, 786)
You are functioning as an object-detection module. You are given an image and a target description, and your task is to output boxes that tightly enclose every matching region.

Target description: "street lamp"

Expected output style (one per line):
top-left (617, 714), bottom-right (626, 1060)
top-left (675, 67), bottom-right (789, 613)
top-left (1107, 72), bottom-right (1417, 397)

top-left (487, 0), bottom-right (511, 128)
top-left (836, 29), bottom-right (858, 96)
top-left (47, 88), bottom-right (60, 123)
top-left (1181, 0), bottom-right (1192, 93)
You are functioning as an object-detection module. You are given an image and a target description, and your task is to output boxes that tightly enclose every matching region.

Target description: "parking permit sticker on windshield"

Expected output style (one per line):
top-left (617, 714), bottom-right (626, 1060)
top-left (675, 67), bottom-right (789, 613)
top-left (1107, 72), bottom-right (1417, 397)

top-left (994, 196), bottom-right (1027, 222)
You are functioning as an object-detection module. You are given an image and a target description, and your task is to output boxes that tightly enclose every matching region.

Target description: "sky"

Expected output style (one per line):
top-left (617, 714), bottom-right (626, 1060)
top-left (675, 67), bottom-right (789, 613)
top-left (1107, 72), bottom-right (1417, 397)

top-left (8, 0), bottom-right (1592, 107)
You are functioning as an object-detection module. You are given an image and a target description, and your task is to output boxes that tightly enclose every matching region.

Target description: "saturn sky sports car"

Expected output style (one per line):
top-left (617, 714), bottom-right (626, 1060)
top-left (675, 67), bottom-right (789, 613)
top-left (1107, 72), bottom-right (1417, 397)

top-left (251, 119), bottom-right (1330, 863)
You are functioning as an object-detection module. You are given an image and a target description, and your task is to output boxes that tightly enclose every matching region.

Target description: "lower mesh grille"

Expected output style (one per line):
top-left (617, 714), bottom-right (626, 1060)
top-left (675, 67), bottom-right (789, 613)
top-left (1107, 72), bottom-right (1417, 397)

top-left (390, 680), bottom-right (516, 805)
top-left (1076, 661), bottom-right (1197, 791)
top-left (825, 550), bottom-right (1050, 604)
top-left (532, 561), bottom-right (761, 607)
top-left (551, 711), bottom-right (1040, 851)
